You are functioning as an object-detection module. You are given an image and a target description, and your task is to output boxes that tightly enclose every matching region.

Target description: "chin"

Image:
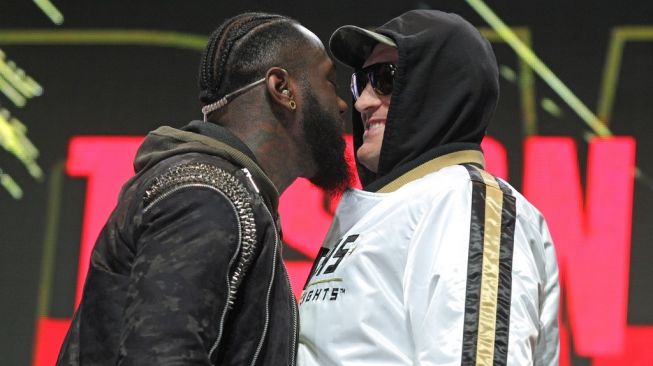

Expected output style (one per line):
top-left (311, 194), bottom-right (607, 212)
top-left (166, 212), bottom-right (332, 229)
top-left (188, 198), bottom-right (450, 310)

top-left (357, 155), bottom-right (378, 173)
top-left (356, 146), bottom-right (380, 172)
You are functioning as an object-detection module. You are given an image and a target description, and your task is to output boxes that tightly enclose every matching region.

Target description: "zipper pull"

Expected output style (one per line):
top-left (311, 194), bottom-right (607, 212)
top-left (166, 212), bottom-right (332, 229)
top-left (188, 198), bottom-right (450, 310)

top-left (241, 168), bottom-right (260, 194)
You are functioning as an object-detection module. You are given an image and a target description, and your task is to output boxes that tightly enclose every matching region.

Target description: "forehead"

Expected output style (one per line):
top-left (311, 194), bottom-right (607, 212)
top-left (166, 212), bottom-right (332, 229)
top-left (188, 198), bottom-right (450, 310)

top-left (291, 23), bottom-right (332, 69)
top-left (294, 23), bottom-right (326, 52)
top-left (363, 43), bottom-right (399, 68)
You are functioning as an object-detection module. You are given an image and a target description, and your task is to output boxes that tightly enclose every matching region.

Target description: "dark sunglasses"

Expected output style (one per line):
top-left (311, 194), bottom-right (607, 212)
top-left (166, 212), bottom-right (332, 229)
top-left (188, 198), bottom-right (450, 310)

top-left (350, 62), bottom-right (397, 100)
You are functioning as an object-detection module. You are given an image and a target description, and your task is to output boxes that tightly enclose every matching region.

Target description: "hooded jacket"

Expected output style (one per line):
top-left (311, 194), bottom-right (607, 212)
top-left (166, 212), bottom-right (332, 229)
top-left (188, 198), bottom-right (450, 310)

top-left (331, 10), bottom-right (499, 190)
top-left (298, 10), bottom-right (559, 366)
top-left (57, 121), bottom-right (298, 366)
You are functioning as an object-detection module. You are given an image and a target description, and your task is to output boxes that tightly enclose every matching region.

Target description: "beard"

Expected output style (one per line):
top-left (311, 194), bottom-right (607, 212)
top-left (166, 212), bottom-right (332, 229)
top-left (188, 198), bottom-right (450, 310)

top-left (301, 91), bottom-right (352, 196)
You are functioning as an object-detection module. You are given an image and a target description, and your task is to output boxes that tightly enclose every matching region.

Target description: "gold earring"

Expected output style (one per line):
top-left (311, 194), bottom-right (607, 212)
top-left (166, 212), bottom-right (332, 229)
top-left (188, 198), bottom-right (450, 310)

top-left (289, 99), bottom-right (297, 110)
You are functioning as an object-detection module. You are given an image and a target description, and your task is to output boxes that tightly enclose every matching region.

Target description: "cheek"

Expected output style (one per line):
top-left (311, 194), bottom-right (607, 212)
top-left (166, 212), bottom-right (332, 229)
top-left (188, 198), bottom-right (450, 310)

top-left (323, 90), bottom-right (341, 111)
top-left (379, 98), bottom-right (391, 117)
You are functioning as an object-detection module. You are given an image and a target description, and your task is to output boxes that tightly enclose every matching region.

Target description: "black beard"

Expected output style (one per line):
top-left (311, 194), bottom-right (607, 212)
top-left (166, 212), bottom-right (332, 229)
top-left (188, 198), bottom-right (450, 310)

top-left (302, 91), bottom-right (352, 196)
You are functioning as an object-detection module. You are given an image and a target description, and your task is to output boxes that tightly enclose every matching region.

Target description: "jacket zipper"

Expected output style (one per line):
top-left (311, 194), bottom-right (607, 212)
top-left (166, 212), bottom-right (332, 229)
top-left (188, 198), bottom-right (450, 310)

top-left (249, 202), bottom-right (298, 366)
top-left (284, 262), bottom-right (298, 366)
top-left (243, 168), bottom-right (296, 366)
top-left (143, 183), bottom-right (227, 213)
top-left (249, 202), bottom-right (278, 366)
top-left (208, 186), bottom-right (242, 361)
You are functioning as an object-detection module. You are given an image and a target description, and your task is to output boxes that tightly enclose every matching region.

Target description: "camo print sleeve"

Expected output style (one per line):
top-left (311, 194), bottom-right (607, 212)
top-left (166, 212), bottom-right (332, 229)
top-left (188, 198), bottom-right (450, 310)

top-left (117, 186), bottom-right (240, 365)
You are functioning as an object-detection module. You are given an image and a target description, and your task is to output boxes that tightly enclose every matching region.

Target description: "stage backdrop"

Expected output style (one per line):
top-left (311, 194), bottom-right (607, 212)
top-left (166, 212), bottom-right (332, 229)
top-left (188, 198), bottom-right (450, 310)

top-left (1, 1), bottom-right (652, 365)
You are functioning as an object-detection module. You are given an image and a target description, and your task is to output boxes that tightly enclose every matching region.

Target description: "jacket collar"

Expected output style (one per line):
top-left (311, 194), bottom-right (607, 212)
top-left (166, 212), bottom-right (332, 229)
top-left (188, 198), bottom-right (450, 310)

top-left (137, 121), bottom-right (280, 212)
top-left (377, 149), bottom-right (485, 193)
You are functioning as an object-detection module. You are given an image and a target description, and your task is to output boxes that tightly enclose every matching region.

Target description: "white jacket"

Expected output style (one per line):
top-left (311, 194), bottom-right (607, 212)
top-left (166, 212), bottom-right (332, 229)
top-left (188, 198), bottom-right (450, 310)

top-left (298, 159), bottom-right (559, 366)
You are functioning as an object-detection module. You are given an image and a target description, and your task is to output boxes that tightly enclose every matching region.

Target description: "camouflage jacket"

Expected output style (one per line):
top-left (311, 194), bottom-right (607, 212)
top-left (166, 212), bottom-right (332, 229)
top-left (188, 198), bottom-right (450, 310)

top-left (57, 121), bottom-right (298, 365)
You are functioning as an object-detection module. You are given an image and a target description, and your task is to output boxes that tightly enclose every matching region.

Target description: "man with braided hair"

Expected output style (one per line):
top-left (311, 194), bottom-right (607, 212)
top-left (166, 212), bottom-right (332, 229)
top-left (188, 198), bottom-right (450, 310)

top-left (57, 12), bottom-right (349, 365)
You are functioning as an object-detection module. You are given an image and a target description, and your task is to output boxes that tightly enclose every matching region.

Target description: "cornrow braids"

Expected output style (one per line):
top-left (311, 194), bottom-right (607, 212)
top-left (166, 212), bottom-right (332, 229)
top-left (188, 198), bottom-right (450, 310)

top-left (199, 12), bottom-right (294, 105)
top-left (199, 12), bottom-right (314, 110)
top-left (200, 14), bottom-right (281, 99)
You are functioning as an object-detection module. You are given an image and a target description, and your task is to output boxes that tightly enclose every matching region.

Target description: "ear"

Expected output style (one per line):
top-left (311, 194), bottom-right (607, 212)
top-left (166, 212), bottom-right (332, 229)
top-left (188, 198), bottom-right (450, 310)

top-left (266, 67), bottom-right (296, 112)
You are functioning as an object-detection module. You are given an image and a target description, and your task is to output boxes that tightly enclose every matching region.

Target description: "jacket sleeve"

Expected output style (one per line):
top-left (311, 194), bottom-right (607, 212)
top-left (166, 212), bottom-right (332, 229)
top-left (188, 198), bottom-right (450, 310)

top-left (403, 182), bottom-right (559, 365)
top-left (534, 219), bottom-right (560, 366)
top-left (117, 186), bottom-right (241, 365)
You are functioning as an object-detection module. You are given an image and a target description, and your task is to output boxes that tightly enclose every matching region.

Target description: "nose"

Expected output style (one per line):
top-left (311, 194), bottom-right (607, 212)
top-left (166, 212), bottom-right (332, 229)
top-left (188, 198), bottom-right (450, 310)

top-left (354, 83), bottom-right (382, 114)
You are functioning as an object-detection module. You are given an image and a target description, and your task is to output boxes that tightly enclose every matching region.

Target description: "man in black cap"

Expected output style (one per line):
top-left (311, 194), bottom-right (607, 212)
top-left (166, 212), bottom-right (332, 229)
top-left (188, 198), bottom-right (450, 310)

top-left (298, 10), bottom-right (560, 365)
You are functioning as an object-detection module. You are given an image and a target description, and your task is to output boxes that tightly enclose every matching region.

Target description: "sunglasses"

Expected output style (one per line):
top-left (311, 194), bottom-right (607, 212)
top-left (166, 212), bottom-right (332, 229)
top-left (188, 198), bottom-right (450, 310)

top-left (350, 62), bottom-right (397, 100)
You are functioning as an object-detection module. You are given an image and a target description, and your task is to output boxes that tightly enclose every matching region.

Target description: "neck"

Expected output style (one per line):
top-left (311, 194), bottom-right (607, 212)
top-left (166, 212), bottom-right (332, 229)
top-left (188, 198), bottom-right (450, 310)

top-left (235, 122), bottom-right (302, 193)
top-left (214, 99), bottom-right (305, 193)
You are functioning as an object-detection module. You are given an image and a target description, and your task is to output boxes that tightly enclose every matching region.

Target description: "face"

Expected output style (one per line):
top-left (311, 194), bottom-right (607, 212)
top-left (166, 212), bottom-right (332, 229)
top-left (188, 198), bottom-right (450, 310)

top-left (294, 33), bottom-right (351, 195)
top-left (354, 43), bottom-right (399, 173)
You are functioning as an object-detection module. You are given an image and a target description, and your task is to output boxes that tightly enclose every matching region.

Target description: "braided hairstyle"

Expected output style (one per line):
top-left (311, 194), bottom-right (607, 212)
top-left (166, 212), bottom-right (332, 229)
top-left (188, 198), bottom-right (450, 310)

top-left (199, 12), bottom-right (313, 107)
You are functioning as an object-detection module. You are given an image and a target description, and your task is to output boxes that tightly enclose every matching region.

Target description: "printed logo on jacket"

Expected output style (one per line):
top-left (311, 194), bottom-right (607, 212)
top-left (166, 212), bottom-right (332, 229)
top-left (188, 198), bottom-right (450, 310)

top-left (300, 234), bottom-right (360, 305)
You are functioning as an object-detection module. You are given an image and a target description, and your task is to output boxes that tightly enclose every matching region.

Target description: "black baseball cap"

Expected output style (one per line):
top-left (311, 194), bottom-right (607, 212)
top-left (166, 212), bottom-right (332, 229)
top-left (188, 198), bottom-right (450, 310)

top-left (329, 25), bottom-right (397, 69)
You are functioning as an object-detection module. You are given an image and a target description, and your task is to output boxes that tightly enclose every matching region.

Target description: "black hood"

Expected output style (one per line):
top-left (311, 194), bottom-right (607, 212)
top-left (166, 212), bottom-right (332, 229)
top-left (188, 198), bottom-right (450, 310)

top-left (330, 10), bottom-right (499, 190)
top-left (133, 120), bottom-right (280, 211)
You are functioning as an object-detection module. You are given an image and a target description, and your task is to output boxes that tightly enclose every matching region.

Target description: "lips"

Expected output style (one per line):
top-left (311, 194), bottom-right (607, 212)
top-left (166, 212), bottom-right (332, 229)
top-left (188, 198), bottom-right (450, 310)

top-left (365, 119), bottom-right (386, 130)
top-left (363, 119), bottom-right (385, 140)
